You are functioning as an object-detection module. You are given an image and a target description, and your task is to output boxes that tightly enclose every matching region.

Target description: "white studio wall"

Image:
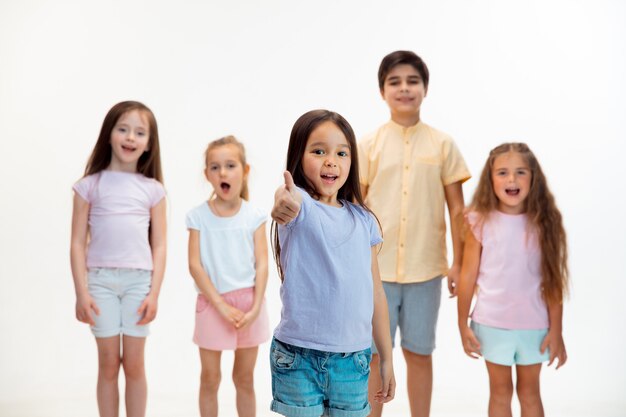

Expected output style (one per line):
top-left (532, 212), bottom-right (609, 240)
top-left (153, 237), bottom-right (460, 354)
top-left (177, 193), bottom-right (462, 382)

top-left (1, 1), bottom-right (625, 416)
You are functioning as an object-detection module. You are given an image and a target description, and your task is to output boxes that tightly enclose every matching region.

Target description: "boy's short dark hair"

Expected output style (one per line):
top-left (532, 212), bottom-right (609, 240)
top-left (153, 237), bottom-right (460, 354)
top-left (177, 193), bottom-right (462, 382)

top-left (378, 50), bottom-right (429, 91)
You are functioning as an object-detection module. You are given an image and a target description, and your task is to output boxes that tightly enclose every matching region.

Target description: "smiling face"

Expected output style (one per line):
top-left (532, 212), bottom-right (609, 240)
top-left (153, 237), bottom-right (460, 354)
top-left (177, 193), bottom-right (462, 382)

top-left (491, 151), bottom-right (533, 214)
top-left (109, 110), bottom-right (150, 172)
top-left (381, 63), bottom-right (427, 121)
top-left (301, 121), bottom-right (351, 206)
top-left (205, 143), bottom-right (249, 203)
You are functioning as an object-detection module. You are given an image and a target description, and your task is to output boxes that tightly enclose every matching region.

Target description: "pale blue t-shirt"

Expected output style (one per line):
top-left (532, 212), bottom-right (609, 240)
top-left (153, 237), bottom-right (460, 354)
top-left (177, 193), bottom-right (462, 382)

top-left (274, 188), bottom-right (382, 353)
top-left (186, 200), bottom-right (266, 294)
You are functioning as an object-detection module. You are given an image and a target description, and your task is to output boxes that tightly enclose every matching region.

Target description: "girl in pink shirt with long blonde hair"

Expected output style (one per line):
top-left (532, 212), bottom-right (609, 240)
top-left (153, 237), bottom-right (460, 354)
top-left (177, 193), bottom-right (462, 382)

top-left (457, 142), bottom-right (568, 417)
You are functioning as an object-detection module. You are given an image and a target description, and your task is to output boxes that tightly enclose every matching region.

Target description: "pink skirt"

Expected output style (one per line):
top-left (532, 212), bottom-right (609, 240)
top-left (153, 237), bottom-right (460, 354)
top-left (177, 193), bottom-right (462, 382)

top-left (193, 287), bottom-right (270, 351)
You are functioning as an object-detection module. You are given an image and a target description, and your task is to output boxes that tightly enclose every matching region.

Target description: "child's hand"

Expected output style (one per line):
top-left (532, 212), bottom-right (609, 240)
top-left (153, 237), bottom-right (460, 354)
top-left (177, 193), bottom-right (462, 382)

top-left (76, 293), bottom-right (99, 326)
top-left (460, 325), bottom-right (481, 359)
top-left (541, 329), bottom-right (567, 369)
top-left (374, 358), bottom-right (396, 403)
top-left (216, 301), bottom-right (245, 328)
top-left (236, 306), bottom-right (260, 330)
top-left (271, 171), bottom-right (302, 225)
top-left (447, 263), bottom-right (461, 298)
top-left (137, 292), bottom-right (158, 325)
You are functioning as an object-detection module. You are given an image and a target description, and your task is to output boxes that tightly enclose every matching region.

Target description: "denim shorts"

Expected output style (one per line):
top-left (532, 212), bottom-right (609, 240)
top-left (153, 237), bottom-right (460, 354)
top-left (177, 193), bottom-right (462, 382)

top-left (471, 321), bottom-right (550, 366)
top-left (270, 338), bottom-right (371, 417)
top-left (88, 267), bottom-right (152, 338)
top-left (372, 277), bottom-right (442, 355)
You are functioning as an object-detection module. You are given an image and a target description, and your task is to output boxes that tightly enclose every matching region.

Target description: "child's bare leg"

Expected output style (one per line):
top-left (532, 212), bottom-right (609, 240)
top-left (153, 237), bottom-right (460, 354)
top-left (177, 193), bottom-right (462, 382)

top-left (96, 336), bottom-right (122, 417)
top-left (486, 361), bottom-right (513, 417)
top-left (403, 349), bottom-right (433, 417)
top-left (367, 353), bottom-right (383, 417)
top-left (233, 346), bottom-right (259, 417)
top-left (199, 348), bottom-right (222, 417)
top-left (516, 364), bottom-right (544, 417)
top-left (122, 335), bottom-right (147, 417)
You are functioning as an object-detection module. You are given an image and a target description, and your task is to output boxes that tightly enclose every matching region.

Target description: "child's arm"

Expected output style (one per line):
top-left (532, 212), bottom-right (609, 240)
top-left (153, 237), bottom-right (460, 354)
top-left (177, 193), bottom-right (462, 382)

top-left (70, 193), bottom-right (99, 325)
top-left (188, 229), bottom-right (244, 326)
top-left (541, 301), bottom-right (567, 369)
top-left (137, 198), bottom-right (167, 325)
top-left (457, 227), bottom-right (482, 359)
top-left (271, 171), bottom-right (302, 225)
top-left (371, 247), bottom-right (396, 403)
top-left (237, 222), bottom-right (269, 329)
top-left (444, 181), bottom-right (465, 297)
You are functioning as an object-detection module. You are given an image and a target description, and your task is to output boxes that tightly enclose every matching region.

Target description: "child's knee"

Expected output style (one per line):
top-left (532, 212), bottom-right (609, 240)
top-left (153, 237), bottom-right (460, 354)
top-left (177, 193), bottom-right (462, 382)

top-left (516, 383), bottom-right (541, 406)
top-left (201, 368), bottom-right (221, 391)
top-left (232, 369), bottom-right (254, 390)
top-left (121, 356), bottom-right (145, 380)
top-left (98, 354), bottom-right (121, 380)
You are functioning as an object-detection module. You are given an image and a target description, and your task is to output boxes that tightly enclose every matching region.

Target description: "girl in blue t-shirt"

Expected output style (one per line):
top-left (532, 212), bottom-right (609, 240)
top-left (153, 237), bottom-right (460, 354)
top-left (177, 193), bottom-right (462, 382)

top-left (270, 110), bottom-right (395, 417)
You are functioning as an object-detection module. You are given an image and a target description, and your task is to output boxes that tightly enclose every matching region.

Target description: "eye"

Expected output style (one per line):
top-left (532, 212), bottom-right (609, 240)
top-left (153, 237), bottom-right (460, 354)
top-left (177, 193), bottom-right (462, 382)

top-left (227, 163), bottom-right (237, 169)
top-left (117, 127), bottom-right (127, 133)
top-left (137, 131), bottom-right (146, 137)
top-left (338, 151), bottom-right (349, 157)
top-left (209, 165), bottom-right (219, 171)
top-left (312, 149), bottom-right (325, 155)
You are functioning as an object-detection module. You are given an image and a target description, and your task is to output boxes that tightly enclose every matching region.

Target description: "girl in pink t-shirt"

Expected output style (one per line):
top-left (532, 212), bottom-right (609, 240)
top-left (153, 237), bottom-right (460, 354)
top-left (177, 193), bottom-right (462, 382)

top-left (70, 101), bottom-right (166, 417)
top-left (457, 142), bottom-right (568, 417)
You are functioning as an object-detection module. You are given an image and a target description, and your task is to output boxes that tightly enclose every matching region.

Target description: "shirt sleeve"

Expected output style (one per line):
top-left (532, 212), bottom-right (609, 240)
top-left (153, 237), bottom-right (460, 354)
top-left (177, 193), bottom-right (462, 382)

top-left (149, 180), bottom-right (166, 207)
top-left (465, 211), bottom-right (483, 242)
top-left (186, 207), bottom-right (200, 230)
top-left (367, 211), bottom-right (383, 247)
top-left (251, 206), bottom-right (267, 230)
top-left (441, 137), bottom-right (471, 186)
top-left (72, 175), bottom-right (95, 202)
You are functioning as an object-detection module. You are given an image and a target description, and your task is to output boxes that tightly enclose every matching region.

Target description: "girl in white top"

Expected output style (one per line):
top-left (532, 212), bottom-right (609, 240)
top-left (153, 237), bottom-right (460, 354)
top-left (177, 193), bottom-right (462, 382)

top-left (70, 101), bottom-right (166, 417)
top-left (457, 142), bottom-right (568, 417)
top-left (187, 136), bottom-right (269, 417)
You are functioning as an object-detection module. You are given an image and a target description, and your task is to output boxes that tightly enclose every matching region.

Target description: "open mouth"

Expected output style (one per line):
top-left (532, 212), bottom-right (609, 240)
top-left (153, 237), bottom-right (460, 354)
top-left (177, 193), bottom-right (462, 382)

top-left (321, 174), bottom-right (338, 184)
top-left (220, 182), bottom-right (231, 192)
top-left (121, 144), bottom-right (136, 152)
top-left (505, 188), bottom-right (520, 196)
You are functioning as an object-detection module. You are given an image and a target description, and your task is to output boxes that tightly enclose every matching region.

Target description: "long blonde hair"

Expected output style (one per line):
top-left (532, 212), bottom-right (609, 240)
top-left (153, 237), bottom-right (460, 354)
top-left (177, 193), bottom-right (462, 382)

top-left (204, 135), bottom-right (249, 200)
top-left (470, 142), bottom-right (568, 305)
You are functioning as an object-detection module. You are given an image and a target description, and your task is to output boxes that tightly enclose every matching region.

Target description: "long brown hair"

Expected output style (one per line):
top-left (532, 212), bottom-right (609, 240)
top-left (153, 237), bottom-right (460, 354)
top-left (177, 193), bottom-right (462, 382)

top-left (204, 135), bottom-right (249, 200)
top-left (470, 142), bottom-right (568, 304)
top-left (84, 101), bottom-right (163, 183)
top-left (271, 109), bottom-right (375, 281)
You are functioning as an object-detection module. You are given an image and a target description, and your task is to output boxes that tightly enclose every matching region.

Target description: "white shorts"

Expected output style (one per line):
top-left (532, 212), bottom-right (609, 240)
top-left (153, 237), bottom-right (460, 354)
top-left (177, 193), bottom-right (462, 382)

top-left (88, 268), bottom-right (152, 338)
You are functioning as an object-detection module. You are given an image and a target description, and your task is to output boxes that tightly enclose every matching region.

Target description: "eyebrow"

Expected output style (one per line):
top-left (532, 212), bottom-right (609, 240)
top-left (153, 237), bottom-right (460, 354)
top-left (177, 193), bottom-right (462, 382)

top-left (307, 142), bottom-right (350, 149)
top-left (386, 75), bottom-right (422, 82)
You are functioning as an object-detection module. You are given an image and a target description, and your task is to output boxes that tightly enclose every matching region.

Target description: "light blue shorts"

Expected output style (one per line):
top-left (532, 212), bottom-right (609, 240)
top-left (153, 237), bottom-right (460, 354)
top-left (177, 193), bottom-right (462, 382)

top-left (471, 321), bottom-right (550, 366)
top-left (87, 268), bottom-right (152, 338)
top-left (372, 277), bottom-right (442, 355)
top-left (270, 338), bottom-right (371, 417)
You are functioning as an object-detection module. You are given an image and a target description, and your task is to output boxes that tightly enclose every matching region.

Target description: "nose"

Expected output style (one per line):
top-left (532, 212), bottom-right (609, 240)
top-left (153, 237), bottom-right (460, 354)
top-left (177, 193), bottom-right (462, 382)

top-left (324, 158), bottom-right (337, 168)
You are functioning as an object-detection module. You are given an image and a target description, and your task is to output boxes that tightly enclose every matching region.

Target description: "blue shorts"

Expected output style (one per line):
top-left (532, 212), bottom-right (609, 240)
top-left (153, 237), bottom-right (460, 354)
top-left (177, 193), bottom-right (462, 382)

top-left (372, 277), bottom-right (442, 355)
top-left (270, 338), bottom-right (371, 417)
top-left (471, 321), bottom-right (550, 366)
top-left (88, 268), bottom-right (152, 338)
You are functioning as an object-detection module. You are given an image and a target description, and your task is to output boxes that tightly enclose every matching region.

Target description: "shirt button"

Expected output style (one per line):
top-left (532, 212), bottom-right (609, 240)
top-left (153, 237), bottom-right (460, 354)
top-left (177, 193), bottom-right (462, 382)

top-left (400, 243), bottom-right (404, 248)
top-left (404, 165), bottom-right (409, 170)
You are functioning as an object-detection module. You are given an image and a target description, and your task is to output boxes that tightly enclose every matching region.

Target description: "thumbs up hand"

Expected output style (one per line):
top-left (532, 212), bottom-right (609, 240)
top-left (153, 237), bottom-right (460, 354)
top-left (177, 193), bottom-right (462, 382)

top-left (272, 171), bottom-right (302, 225)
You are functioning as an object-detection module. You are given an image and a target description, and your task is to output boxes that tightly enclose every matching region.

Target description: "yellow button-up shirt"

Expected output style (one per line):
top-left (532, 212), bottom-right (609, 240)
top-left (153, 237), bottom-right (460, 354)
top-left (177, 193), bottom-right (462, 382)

top-left (358, 120), bottom-right (470, 283)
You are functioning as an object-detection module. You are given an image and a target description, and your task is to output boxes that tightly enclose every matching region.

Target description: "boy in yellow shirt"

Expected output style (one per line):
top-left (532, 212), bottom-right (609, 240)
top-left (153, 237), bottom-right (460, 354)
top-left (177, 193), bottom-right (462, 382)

top-left (359, 51), bottom-right (470, 417)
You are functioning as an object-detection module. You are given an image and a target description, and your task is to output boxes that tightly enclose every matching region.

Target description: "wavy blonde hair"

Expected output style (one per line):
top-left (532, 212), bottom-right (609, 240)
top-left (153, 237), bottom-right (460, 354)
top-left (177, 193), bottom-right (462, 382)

top-left (470, 142), bottom-right (568, 305)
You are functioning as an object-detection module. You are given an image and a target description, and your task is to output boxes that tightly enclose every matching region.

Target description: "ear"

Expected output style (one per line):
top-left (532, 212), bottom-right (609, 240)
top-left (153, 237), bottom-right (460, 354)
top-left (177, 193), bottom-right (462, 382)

top-left (243, 164), bottom-right (250, 177)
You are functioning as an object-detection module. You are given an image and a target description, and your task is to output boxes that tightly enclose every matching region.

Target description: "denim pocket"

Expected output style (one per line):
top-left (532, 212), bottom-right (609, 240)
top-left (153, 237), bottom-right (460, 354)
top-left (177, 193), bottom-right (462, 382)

top-left (271, 339), bottom-right (298, 370)
top-left (353, 351), bottom-right (371, 375)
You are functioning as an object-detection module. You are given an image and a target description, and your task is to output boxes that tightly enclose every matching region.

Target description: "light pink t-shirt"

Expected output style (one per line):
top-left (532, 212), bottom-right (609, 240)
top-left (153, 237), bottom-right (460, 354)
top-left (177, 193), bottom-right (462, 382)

top-left (467, 211), bottom-right (549, 330)
top-left (73, 170), bottom-right (165, 270)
